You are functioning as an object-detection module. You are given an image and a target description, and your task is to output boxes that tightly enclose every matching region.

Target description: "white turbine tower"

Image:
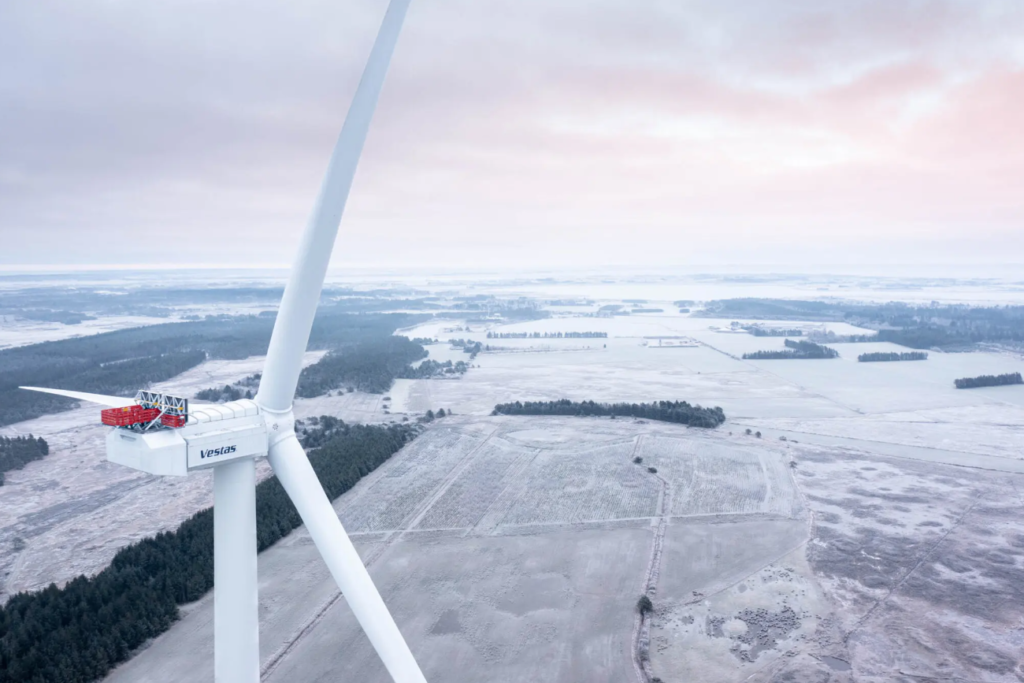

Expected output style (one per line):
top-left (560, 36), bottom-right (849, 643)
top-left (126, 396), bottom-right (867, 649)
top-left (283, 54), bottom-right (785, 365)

top-left (21, 1), bottom-right (427, 681)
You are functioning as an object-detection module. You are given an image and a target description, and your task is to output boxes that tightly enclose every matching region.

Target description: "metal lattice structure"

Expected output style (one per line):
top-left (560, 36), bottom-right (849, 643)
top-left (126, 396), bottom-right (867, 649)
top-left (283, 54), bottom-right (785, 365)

top-left (136, 391), bottom-right (189, 418)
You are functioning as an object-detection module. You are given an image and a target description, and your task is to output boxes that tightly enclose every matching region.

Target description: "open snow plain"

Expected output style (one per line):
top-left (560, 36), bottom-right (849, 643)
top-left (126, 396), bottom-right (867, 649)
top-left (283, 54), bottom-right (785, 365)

top-left (102, 414), bottom-right (1024, 683)
top-left (105, 416), bottom-right (809, 683)
top-left (401, 314), bottom-right (1024, 432)
top-left (3, 306), bottom-right (1023, 681)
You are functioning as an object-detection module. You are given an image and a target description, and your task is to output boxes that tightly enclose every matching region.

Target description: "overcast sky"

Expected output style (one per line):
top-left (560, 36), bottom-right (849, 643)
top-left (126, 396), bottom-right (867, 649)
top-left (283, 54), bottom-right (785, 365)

top-left (1, 0), bottom-right (1022, 270)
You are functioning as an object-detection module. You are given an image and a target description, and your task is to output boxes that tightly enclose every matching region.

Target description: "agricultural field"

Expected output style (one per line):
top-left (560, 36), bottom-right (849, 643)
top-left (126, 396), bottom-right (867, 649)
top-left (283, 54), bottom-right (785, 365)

top-left (2, 287), bottom-right (1023, 682)
top-left (397, 313), bottom-right (1024, 425)
top-left (104, 415), bottom-right (808, 683)
top-left (102, 413), bottom-right (1024, 682)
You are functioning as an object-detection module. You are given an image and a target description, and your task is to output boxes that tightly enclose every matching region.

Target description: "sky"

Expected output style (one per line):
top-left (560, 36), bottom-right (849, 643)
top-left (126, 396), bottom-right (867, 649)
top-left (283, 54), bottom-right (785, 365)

top-left (1, 0), bottom-right (1023, 271)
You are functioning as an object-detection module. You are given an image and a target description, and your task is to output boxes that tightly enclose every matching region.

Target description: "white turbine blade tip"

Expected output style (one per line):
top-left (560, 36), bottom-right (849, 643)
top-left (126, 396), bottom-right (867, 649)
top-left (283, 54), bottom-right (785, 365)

top-left (19, 386), bottom-right (137, 408)
top-left (256, 0), bottom-right (412, 412)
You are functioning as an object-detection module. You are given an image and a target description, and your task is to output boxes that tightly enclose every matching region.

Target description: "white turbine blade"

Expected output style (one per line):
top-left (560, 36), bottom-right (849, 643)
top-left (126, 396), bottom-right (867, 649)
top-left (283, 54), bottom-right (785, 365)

top-left (256, 0), bottom-right (412, 412)
top-left (19, 386), bottom-right (136, 408)
top-left (267, 434), bottom-right (427, 683)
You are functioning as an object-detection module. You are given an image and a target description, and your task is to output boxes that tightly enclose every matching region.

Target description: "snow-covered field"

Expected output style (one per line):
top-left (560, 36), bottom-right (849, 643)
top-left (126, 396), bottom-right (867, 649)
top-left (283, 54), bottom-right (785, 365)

top-left (2, 286), bottom-right (1023, 681)
top-left (0, 314), bottom-right (177, 349)
top-left (101, 414), bottom-right (1024, 683)
top-left (105, 416), bottom-right (807, 683)
top-left (398, 315), bottom-right (1024, 443)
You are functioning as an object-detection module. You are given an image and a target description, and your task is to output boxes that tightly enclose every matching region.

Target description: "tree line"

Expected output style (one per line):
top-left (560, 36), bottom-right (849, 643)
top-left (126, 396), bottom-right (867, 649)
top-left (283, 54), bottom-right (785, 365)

top-left (744, 326), bottom-right (803, 337)
top-left (194, 384), bottom-right (251, 402)
top-left (398, 359), bottom-right (468, 379)
top-left (858, 352), bottom-right (928, 362)
top-left (492, 399), bottom-right (726, 428)
top-left (448, 339), bottom-right (482, 358)
top-left (954, 372), bottom-right (1023, 389)
top-left (485, 331), bottom-right (607, 339)
top-left (0, 421), bottom-right (418, 683)
top-left (0, 435), bottom-right (49, 486)
top-left (195, 373), bottom-right (262, 403)
top-left (743, 339), bottom-right (839, 360)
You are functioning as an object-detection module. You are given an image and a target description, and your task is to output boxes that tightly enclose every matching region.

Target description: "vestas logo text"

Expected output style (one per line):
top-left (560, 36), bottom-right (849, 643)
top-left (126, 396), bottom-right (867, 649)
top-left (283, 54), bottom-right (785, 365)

top-left (200, 445), bottom-right (237, 459)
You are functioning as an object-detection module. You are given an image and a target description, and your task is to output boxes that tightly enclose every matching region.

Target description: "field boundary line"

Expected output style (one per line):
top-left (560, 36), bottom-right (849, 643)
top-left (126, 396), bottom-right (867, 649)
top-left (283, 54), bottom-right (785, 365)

top-left (470, 444), bottom-right (543, 534)
top-left (399, 426), bottom-right (500, 537)
top-left (264, 428), bottom-right (496, 678)
top-left (843, 496), bottom-right (979, 644)
top-left (632, 434), bottom-right (673, 683)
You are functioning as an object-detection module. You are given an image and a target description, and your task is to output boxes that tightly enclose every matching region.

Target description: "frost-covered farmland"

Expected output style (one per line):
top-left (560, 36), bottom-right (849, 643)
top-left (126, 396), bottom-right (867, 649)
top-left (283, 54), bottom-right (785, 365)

top-left (639, 436), bottom-right (799, 517)
top-left (5, 290), bottom-right (1024, 682)
top-left (340, 418), bottom-right (796, 533)
top-left (104, 414), bottom-right (807, 683)
top-left (497, 441), bottom-right (659, 525)
top-left (339, 428), bottom-right (483, 532)
top-left (104, 412), bottom-right (1024, 683)
top-left (398, 314), bottom-right (1024, 445)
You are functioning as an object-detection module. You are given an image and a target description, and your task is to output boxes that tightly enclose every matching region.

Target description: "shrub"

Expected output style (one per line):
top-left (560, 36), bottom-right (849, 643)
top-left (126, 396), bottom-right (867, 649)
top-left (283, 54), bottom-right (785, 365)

top-left (637, 595), bottom-right (654, 615)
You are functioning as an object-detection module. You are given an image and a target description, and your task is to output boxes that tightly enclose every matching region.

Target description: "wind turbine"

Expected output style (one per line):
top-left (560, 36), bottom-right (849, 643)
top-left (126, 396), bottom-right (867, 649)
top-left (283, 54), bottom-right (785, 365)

top-left (20, 0), bottom-right (427, 681)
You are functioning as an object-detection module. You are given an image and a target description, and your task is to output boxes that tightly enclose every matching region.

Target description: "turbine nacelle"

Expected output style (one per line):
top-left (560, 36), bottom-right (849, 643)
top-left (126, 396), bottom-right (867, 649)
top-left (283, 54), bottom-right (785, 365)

top-left (20, 386), bottom-right (293, 477)
top-left (107, 399), bottom-right (276, 477)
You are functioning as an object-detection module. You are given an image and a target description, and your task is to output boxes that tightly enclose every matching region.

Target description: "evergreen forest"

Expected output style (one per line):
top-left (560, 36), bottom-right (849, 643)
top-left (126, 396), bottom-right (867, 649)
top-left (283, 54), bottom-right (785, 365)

top-left (485, 331), bottom-right (607, 339)
top-left (743, 339), bottom-right (839, 360)
top-left (744, 326), bottom-right (803, 337)
top-left (492, 399), bottom-right (726, 428)
top-left (295, 336), bottom-right (428, 396)
top-left (0, 312), bottom-right (424, 427)
top-left (953, 372), bottom-right (1023, 389)
top-left (0, 436), bottom-right (49, 485)
top-left (858, 352), bottom-right (928, 362)
top-left (194, 384), bottom-right (251, 402)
